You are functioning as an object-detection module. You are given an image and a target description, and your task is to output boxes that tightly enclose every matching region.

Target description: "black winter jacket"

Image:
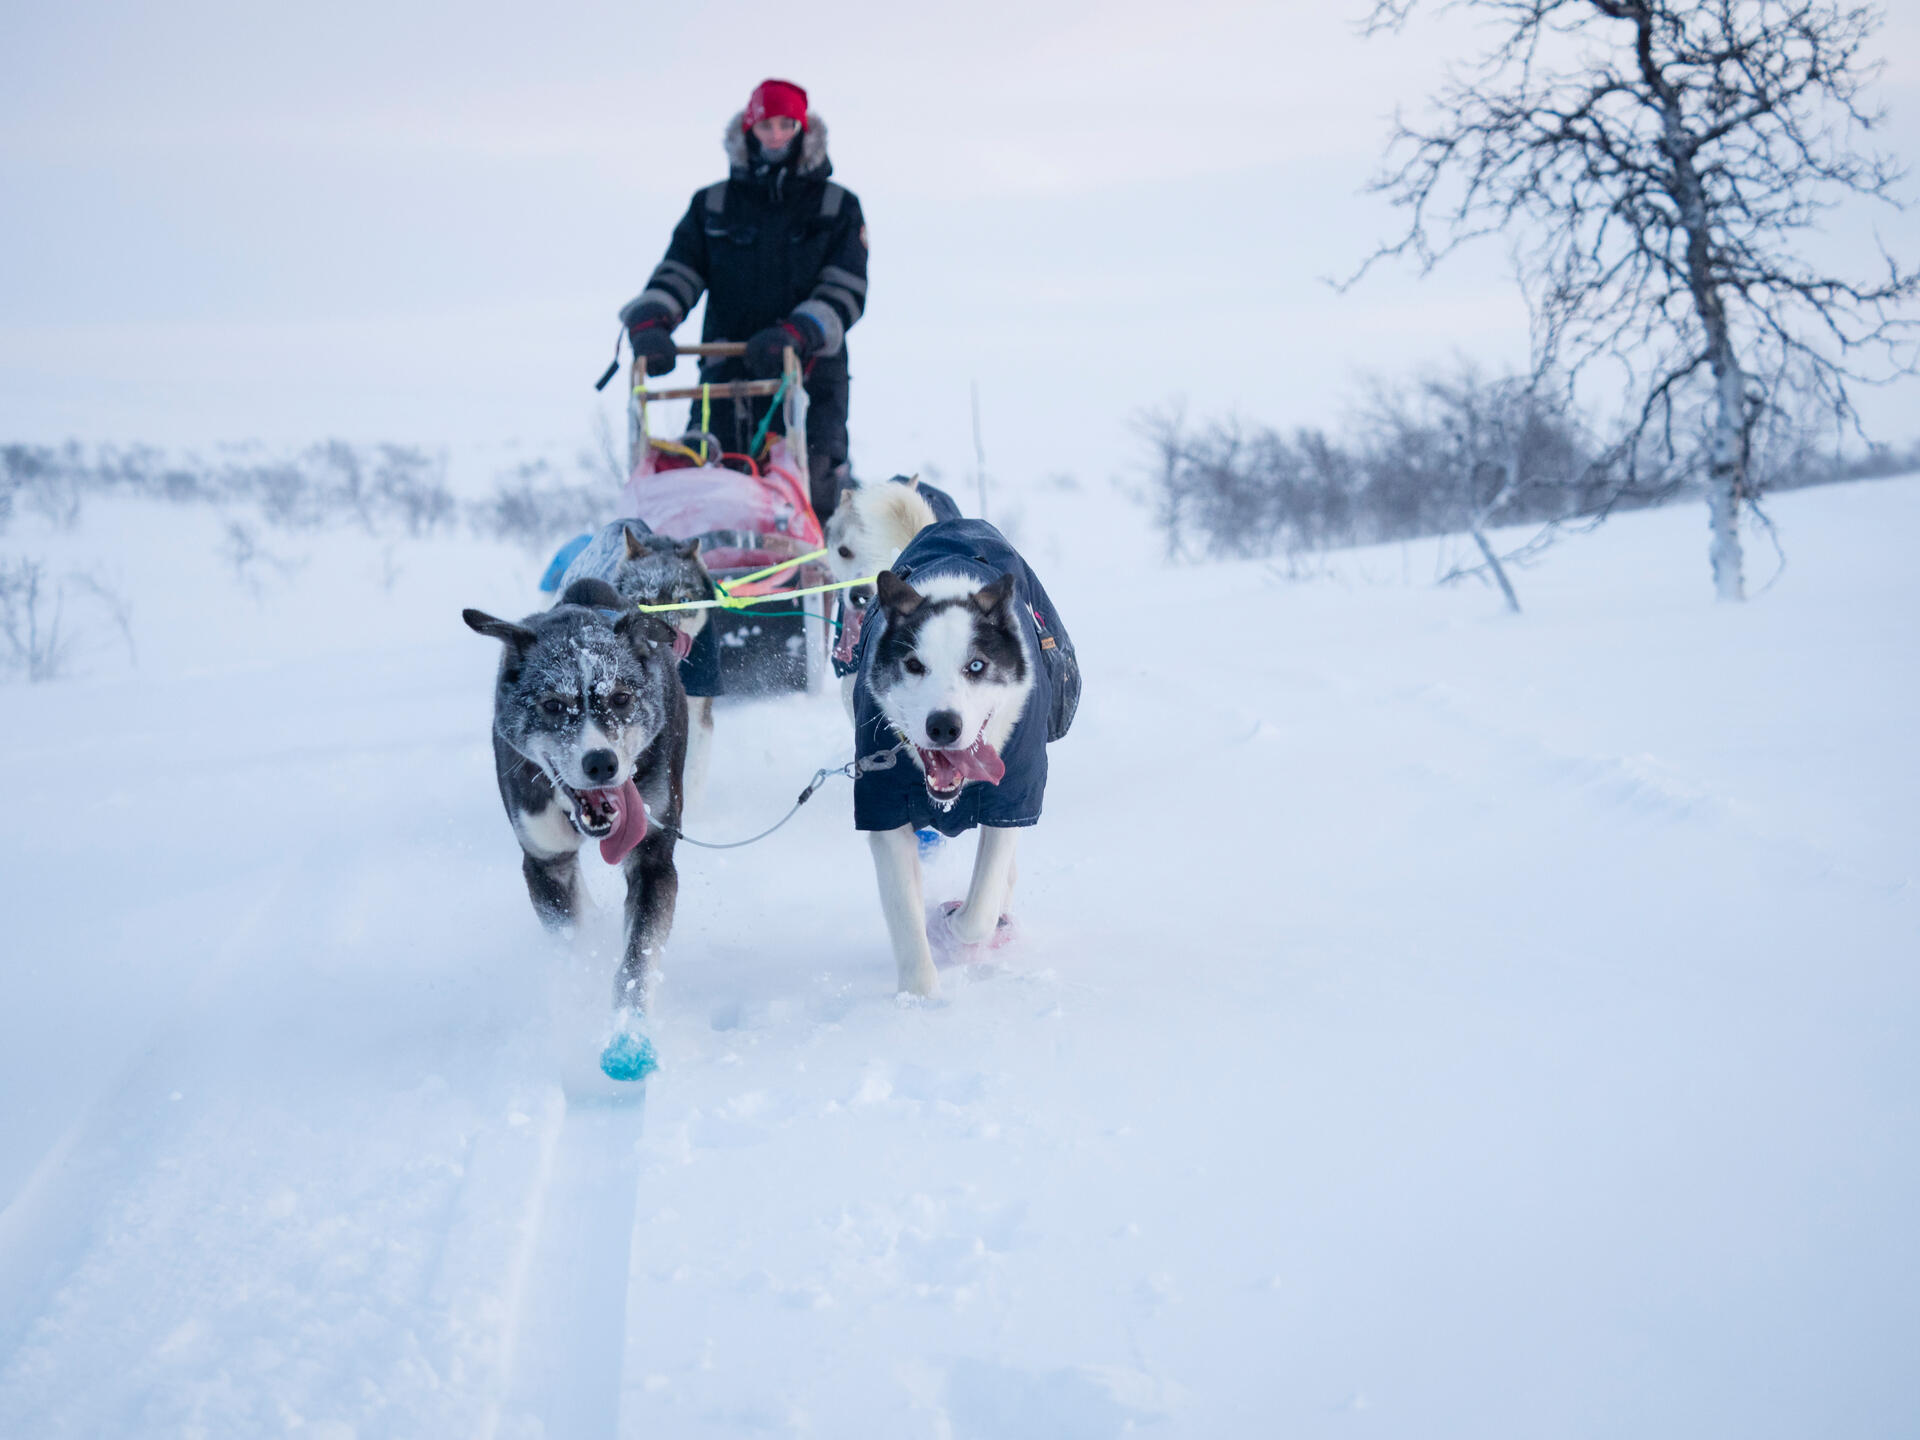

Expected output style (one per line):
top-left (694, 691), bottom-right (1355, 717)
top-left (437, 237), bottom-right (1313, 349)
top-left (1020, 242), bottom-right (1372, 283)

top-left (620, 113), bottom-right (868, 388)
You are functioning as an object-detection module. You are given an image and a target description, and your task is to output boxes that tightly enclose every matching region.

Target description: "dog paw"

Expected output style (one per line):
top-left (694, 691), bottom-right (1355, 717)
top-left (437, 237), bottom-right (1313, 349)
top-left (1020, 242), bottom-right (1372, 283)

top-left (599, 1013), bottom-right (658, 1082)
top-left (928, 901), bottom-right (1017, 965)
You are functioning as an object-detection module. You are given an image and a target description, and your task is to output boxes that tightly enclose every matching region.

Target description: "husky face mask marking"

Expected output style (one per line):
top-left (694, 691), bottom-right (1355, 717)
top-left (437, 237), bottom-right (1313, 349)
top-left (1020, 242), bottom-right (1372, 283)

top-left (868, 570), bottom-right (1029, 807)
top-left (464, 598), bottom-right (674, 838)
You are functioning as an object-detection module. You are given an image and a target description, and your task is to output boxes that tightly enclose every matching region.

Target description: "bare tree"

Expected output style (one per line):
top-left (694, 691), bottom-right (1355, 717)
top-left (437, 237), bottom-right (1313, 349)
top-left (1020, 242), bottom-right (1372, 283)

top-left (1358, 0), bottom-right (1917, 600)
top-left (1363, 361), bottom-right (1594, 610)
top-left (1141, 411), bottom-right (1302, 563)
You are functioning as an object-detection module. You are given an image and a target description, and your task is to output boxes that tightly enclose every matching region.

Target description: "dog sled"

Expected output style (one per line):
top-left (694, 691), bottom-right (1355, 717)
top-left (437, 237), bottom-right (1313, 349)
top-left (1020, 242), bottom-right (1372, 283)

top-left (615, 342), bottom-right (835, 694)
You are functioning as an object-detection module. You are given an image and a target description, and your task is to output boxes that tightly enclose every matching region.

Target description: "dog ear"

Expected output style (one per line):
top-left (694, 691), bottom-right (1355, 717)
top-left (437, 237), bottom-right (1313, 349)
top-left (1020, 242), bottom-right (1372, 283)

top-left (675, 537), bottom-right (701, 560)
top-left (906, 473), bottom-right (921, 492)
top-left (837, 487), bottom-right (854, 513)
top-left (968, 573), bottom-right (1017, 617)
top-left (613, 608), bottom-right (649, 646)
top-left (875, 569), bottom-right (924, 616)
top-left (623, 525), bottom-right (648, 560)
top-left (615, 608), bottom-right (672, 652)
top-left (463, 609), bottom-right (536, 648)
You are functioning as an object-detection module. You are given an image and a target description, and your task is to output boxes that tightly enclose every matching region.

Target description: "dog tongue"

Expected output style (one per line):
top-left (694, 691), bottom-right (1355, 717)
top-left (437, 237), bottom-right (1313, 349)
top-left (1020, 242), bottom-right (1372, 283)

top-left (591, 779), bottom-right (649, 864)
top-left (672, 630), bottom-right (693, 660)
top-left (833, 607), bottom-right (863, 666)
top-left (924, 738), bottom-right (1006, 791)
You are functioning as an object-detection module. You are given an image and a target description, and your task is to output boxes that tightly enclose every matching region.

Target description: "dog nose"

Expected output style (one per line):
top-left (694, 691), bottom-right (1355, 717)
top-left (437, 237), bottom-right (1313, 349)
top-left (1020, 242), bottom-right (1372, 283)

top-left (924, 709), bottom-right (963, 748)
top-left (581, 748), bottom-right (619, 785)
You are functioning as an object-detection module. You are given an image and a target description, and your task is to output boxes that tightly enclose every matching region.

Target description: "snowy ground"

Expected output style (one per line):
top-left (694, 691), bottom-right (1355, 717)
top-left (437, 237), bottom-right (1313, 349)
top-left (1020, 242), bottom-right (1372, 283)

top-left (1, 477), bottom-right (1916, 1438)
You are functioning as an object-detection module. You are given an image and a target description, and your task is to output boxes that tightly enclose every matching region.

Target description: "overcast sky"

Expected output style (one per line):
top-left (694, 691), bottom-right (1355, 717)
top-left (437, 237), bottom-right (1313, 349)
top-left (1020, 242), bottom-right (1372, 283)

top-left (4, 0), bottom-right (1916, 492)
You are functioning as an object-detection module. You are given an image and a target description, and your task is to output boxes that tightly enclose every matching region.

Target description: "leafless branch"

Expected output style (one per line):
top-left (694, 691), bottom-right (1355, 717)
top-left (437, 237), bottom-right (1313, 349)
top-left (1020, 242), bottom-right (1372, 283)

top-left (1356, 0), bottom-right (1917, 598)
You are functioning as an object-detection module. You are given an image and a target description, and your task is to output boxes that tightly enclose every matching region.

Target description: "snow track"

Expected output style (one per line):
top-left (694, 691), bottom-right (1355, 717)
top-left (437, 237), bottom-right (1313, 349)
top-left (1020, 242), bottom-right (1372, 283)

top-left (3, 481), bottom-right (1918, 1436)
top-left (497, 1096), bottom-right (646, 1440)
top-left (0, 865), bottom-right (298, 1367)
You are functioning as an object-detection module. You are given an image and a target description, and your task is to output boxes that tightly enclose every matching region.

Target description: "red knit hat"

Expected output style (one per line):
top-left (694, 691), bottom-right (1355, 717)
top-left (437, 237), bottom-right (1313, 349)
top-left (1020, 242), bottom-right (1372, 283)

top-left (744, 78), bottom-right (808, 131)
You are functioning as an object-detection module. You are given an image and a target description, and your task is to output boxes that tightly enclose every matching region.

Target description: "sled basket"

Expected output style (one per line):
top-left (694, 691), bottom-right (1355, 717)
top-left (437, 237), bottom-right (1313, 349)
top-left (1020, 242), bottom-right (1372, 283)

top-left (620, 343), bottom-right (832, 695)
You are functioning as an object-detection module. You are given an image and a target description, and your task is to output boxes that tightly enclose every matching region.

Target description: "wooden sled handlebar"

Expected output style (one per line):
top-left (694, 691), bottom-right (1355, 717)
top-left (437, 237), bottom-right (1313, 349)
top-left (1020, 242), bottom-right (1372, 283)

top-left (638, 378), bottom-right (786, 401)
top-left (631, 344), bottom-right (798, 401)
top-left (626, 345), bottom-right (807, 476)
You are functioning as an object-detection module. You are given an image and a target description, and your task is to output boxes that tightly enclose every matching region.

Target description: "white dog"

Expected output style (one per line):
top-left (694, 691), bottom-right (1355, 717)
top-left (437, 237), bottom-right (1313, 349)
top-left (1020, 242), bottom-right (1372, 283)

top-left (823, 474), bottom-right (963, 684)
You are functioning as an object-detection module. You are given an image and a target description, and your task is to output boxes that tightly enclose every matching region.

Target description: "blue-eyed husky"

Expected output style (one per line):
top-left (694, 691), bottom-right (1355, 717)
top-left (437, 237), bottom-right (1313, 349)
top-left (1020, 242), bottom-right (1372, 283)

top-left (850, 519), bottom-right (1079, 996)
top-left (463, 577), bottom-right (687, 1079)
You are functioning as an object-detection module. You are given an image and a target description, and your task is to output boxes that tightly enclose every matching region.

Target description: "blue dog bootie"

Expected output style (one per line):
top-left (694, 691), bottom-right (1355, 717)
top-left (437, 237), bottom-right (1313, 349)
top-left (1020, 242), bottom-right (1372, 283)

top-left (916, 828), bottom-right (945, 858)
top-left (599, 1010), bottom-right (658, 1082)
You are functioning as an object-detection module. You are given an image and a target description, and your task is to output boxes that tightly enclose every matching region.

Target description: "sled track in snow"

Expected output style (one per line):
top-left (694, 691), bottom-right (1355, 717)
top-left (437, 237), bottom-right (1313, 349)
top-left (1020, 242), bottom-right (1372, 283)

top-left (0, 862), bottom-right (300, 1367)
top-left (0, 850), bottom-right (655, 1437)
top-left (496, 1094), bottom-right (649, 1439)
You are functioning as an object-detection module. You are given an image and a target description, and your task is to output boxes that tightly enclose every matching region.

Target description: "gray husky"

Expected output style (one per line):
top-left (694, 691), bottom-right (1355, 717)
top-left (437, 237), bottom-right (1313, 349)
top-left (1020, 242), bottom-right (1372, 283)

top-left (558, 519), bottom-right (720, 810)
top-left (558, 520), bottom-right (714, 656)
top-left (463, 576), bottom-right (688, 1080)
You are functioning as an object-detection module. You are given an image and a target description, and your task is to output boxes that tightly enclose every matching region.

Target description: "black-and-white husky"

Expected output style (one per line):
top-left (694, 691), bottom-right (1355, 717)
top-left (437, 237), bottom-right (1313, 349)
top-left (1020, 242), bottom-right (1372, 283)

top-left (463, 577), bottom-right (687, 1080)
top-left (850, 519), bottom-right (1078, 996)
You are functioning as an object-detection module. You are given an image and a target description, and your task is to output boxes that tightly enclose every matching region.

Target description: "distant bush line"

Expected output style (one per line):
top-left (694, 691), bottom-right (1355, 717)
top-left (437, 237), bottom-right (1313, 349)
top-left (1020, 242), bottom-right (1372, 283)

top-left (1143, 369), bottom-right (1920, 564)
top-left (0, 440), bottom-right (622, 550)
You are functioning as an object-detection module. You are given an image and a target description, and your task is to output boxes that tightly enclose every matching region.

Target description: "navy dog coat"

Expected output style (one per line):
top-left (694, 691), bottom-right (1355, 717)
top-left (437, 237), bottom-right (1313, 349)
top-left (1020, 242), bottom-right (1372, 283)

top-left (906, 475), bottom-right (963, 524)
top-left (853, 519), bottom-right (1077, 837)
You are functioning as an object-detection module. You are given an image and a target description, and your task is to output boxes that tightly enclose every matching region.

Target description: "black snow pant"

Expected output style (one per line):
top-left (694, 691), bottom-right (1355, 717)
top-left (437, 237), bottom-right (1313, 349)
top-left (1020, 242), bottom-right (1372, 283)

top-left (695, 357), bottom-right (849, 521)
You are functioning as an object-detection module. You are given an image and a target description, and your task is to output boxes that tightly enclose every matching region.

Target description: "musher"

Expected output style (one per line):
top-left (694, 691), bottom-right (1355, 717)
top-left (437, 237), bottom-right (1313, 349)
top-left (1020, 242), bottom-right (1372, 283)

top-left (619, 77), bottom-right (869, 521)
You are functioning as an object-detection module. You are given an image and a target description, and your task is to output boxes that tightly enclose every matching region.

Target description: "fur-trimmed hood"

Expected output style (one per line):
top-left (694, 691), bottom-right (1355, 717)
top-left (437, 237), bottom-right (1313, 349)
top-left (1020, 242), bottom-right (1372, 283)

top-left (724, 110), bottom-right (832, 178)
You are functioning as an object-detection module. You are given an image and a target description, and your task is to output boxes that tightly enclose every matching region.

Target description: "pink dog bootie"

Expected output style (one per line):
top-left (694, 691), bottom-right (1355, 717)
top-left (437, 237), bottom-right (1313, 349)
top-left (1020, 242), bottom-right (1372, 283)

top-left (927, 900), bottom-right (1018, 966)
